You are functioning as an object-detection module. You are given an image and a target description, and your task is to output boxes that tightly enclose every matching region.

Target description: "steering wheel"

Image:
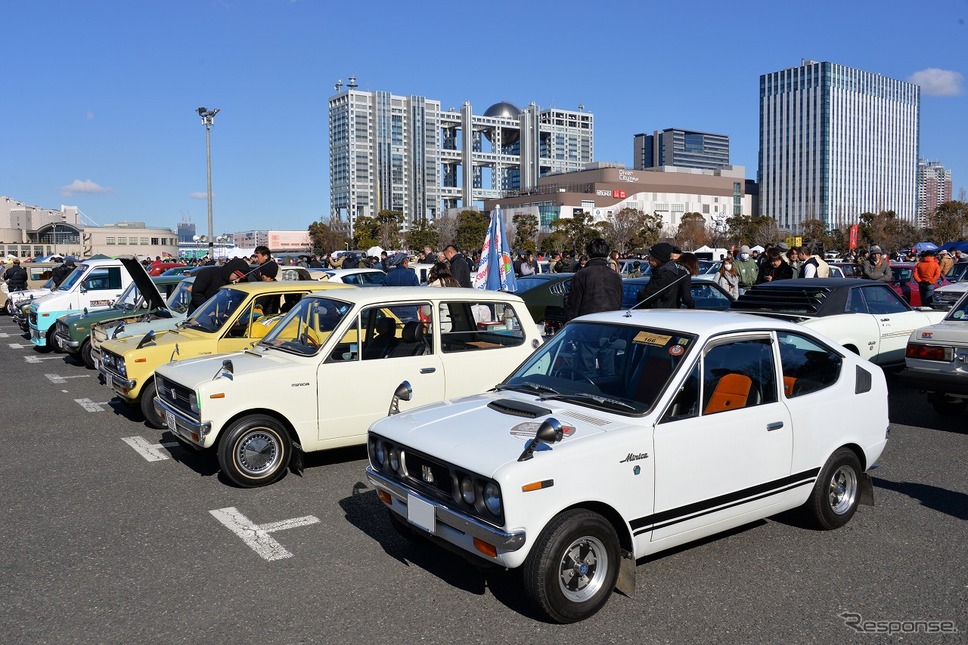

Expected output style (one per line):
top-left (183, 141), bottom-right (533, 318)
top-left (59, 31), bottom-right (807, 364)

top-left (552, 367), bottom-right (596, 385)
top-left (299, 332), bottom-right (319, 348)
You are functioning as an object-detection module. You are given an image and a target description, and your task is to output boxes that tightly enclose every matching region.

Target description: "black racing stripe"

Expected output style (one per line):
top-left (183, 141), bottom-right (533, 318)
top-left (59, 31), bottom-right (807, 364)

top-left (629, 468), bottom-right (821, 533)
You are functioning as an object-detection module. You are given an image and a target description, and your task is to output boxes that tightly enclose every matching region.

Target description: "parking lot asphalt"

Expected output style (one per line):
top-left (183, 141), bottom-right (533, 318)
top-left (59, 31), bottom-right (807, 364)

top-left (0, 314), bottom-right (964, 644)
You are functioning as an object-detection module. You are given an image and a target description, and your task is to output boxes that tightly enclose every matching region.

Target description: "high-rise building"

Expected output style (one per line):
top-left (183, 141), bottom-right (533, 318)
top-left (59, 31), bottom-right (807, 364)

top-left (633, 129), bottom-right (730, 171)
top-left (917, 160), bottom-right (953, 226)
top-left (328, 80), bottom-right (594, 227)
top-left (758, 60), bottom-right (920, 232)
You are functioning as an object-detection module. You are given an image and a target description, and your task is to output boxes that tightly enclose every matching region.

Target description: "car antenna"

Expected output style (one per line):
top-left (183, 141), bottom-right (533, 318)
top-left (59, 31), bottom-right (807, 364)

top-left (626, 272), bottom-right (689, 315)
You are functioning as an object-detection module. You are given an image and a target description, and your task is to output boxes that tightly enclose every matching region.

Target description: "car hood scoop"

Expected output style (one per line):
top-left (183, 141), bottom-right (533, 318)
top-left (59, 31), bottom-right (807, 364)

top-left (487, 398), bottom-right (551, 418)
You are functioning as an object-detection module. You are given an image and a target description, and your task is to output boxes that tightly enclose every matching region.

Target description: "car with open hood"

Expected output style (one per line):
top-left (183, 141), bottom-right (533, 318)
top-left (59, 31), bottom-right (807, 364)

top-left (365, 309), bottom-right (889, 623)
top-left (98, 281), bottom-right (350, 427)
top-left (153, 287), bottom-right (542, 487)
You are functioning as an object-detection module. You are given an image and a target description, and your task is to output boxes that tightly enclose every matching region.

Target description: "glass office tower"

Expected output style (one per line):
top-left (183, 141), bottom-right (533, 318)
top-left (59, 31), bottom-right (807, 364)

top-left (758, 61), bottom-right (920, 232)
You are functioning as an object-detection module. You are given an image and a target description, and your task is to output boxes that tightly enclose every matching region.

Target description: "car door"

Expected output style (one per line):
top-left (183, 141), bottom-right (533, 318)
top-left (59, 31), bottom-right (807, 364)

top-left (859, 284), bottom-right (921, 364)
top-left (650, 333), bottom-right (792, 544)
top-left (317, 302), bottom-right (445, 444)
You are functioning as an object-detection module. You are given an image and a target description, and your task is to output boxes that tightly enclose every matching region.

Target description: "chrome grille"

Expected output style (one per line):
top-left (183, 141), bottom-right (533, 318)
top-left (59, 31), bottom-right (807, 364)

top-left (155, 375), bottom-right (196, 419)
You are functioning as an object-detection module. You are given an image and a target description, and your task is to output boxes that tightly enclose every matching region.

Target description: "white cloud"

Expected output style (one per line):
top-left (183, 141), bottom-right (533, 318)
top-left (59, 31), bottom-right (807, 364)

top-left (908, 68), bottom-right (964, 96)
top-left (60, 179), bottom-right (114, 196)
top-left (189, 192), bottom-right (209, 199)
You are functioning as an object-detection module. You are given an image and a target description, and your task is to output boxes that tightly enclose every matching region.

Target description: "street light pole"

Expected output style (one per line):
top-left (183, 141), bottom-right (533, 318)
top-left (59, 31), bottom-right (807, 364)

top-left (197, 107), bottom-right (220, 260)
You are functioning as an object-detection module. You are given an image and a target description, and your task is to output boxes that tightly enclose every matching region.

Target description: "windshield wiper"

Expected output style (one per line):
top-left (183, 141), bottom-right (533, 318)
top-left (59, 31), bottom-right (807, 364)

top-left (538, 392), bottom-right (637, 411)
top-left (494, 381), bottom-right (560, 395)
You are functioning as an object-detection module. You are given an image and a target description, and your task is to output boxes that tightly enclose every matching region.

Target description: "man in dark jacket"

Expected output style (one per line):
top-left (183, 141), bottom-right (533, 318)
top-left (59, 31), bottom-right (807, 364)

top-left (636, 243), bottom-right (689, 308)
top-left (564, 238), bottom-right (623, 321)
top-left (3, 258), bottom-right (28, 291)
top-left (385, 254), bottom-right (419, 286)
top-left (443, 244), bottom-right (472, 288)
top-left (188, 258), bottom-right (250, 314)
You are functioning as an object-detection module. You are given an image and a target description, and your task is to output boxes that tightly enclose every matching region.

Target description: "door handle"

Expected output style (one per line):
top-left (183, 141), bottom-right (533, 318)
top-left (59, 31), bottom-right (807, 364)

top-left (420, 367), bottom-right (436, 374)
top-left (766, 421), bottom-right (784, 431)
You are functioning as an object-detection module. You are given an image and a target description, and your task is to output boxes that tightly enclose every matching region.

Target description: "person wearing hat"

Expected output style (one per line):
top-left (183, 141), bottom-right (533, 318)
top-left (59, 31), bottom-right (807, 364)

top-left (860, 245), bottom-right (892, 282)
top-left (635, 242), bottom-right (693, 309)
top-left (913, 250), bottom-right (941, 306)
top-left (385, 253), bottom-right (419, 286)
top-left (938, 249), bottom-right (955, 277)
top-left (733, 245), bottom-right (759, 293)
top-left (776, 241), bottom-right (791, 264)
top-left (188, 257), bottom-right (250, 314)
top-left (2, 257), bottom-right (28, 292)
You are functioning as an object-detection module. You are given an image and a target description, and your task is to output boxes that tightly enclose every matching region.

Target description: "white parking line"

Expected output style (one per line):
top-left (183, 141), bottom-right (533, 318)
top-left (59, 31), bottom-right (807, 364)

top-left (210, 507), bottom-right (320, 561)
top-left (24, 355), bottom-right (61, 363)
top-left (75, 398), bottom-right (113, 412)
top-left (122, 436), bottom-right (181, 461)
top-left (47, 373), bottom-right (93, 384)
top-left (9, 343), bottom-right (30, 349)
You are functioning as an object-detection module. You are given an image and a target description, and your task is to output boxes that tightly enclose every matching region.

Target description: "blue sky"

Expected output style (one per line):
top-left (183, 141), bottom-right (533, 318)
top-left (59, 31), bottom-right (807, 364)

top-left (4, 0), bottom-right (966, 234)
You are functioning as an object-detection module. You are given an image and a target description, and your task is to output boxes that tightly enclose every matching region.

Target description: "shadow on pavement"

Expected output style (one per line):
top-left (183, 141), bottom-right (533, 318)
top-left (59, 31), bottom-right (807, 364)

top-left (338, 483), bottom-right (542, 621)
top-left (872, 477), bottom-right (968, 521)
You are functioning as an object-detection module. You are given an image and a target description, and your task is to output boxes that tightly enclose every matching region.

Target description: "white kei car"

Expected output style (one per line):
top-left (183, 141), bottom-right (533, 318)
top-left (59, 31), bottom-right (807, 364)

top-left (366, 309), bottom-right (889, 623)
top-left (154, 287), bottom-right (542, 487)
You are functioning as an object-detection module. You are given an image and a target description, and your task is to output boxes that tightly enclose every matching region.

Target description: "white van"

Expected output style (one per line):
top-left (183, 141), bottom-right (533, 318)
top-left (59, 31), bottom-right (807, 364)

top-left (28, 258), bottom-right (134, 350)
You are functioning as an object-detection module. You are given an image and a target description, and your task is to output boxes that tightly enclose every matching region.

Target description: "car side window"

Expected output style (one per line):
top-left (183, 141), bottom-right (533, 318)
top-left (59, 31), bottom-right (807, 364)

top-left (862, 285), bottom-right (907, 314)
top-left (846, 288), bottom-right (869, 314)
top-left (776, 332), bottom-right (842, 397)
top-left (700, 338), bottom-right (778, 416)
top-left (356, 303), bottom-right (433, 361)
top-left (439, 301), bottom-right (525, 352)
top-left (85, 267), bottom-right (122, 291)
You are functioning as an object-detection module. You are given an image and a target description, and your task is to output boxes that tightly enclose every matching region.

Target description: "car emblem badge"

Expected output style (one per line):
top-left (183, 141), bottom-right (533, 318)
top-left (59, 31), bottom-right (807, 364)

top-left (421, 465), bottom-right (434, 483)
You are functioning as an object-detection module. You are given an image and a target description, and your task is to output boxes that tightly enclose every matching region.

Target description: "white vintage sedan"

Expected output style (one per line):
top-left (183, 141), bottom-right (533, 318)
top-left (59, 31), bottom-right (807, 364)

top-left (154, 287), bottom-right (542, 487)
top-left (366, 309), bottom-right (889, 623)
top-left (899, 289), bottom-right (968, 416)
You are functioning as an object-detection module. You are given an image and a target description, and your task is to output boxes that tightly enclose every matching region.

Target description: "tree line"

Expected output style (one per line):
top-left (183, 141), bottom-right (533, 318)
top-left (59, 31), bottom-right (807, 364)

top-left (307, 200), bottom-right (968, 257)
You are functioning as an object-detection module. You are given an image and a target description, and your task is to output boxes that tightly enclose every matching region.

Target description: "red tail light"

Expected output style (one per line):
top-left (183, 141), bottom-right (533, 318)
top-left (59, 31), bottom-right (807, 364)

top-left (906, 343), bottom-right (952, 361)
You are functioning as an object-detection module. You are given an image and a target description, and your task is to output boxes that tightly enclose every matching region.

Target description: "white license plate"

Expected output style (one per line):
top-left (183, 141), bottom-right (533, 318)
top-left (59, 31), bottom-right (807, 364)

top-left (407, 494), bottom-right (435, 534)
top-left (165, 410), bottom-right (177, 432)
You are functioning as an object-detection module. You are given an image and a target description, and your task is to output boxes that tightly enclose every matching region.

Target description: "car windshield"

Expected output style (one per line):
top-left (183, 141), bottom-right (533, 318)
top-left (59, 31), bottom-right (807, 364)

top-left (500, 321), bottom-right (696, 415)
top-left (182, 287), bottom-right (248, 333)
top-left (259, 296), bottom-right (353, 356)
top-left (945, 293), bottom-right (968, 321)
top-left (56, 266), bottom-right (86, 291)
top-left (166, 279), bottom-right (194, 314)
top-left (114, 282), bottom-right (143, 310)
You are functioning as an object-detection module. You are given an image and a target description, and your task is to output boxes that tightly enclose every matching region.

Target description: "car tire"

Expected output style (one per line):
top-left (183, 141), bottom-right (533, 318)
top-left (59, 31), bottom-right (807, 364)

top-left (218, 415), bottom-right (292, 488)
top-left (805, 448), bottom-right (862, 530)
top-left (139, 379), bottom-right (166, 429)
top-left (522, 509), bottom-right (620, 624)
top-left (80, 339), bottom-right (95, 369)
top-left (930, 398), bottom-right (967, 417)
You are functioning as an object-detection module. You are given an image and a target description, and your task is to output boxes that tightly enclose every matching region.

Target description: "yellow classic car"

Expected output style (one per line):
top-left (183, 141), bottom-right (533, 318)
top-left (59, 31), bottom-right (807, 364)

top-left (98, 280), bottom-right (351, 427)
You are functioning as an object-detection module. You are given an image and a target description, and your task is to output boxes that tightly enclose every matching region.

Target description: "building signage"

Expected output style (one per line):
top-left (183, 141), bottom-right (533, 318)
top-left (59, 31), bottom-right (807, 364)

top-left (596, 190), bottom-right (612, 197)
top-left (614, 190), bottom-right (627, 199)
top-left (618, 170), bottom-right (639, 183)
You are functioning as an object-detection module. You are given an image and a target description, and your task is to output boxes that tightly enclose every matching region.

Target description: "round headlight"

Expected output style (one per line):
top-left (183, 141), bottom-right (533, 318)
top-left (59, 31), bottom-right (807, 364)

top-left (374, 440), bottom-right (387, 466)
top-left (389, 448), bottom-right (400, 472)
top-left (460, 477), bottom-right (476, 505)
top-left (483, 482), bottom-right (502, 516)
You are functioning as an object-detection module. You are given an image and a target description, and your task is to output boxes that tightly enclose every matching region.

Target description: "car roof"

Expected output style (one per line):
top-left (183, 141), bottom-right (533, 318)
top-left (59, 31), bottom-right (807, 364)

top-left (574, 308), bottom-right (807, 336)
top-left (298, 285), bottom-right (525, 304)
top-left (220, 281), bottom-right (354, 295)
